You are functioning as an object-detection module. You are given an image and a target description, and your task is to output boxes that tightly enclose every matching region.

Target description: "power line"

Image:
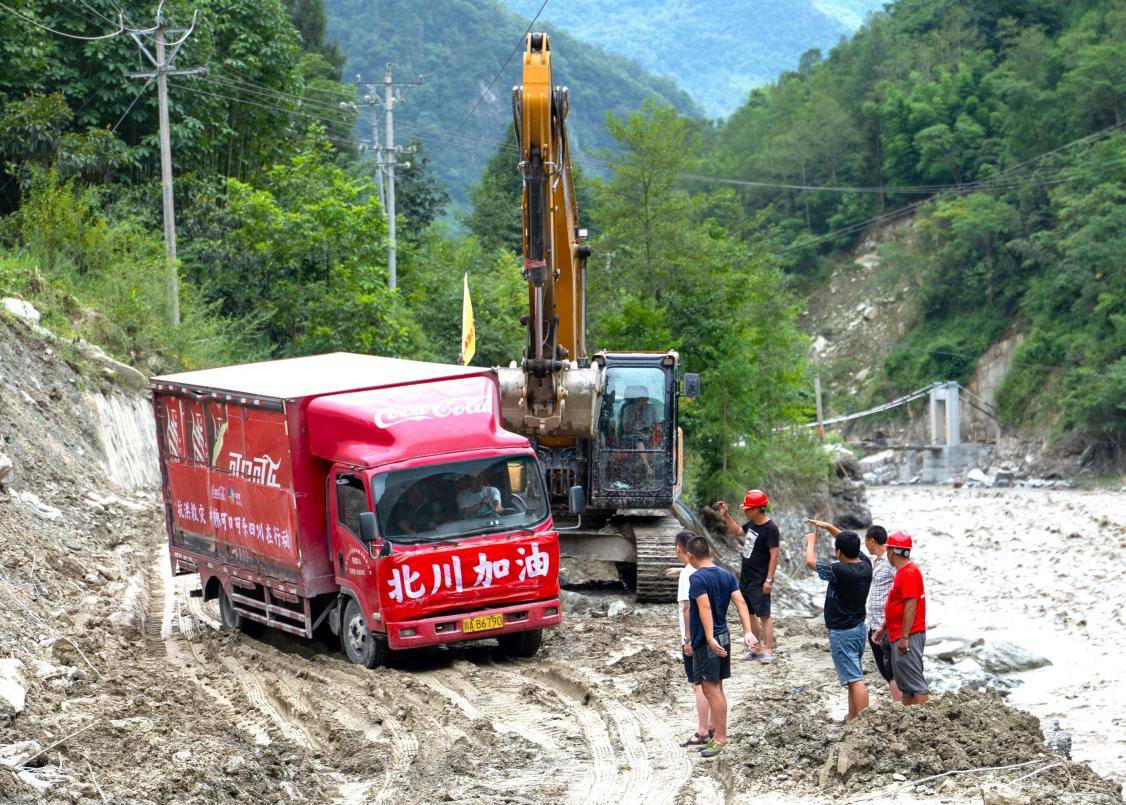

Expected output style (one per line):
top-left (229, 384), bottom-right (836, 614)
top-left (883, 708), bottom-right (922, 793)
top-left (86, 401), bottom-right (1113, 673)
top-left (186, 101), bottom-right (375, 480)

top-left (0, 0), bottom-right (124, 39)
top-left (432, 0), bottom-right (551, 160)
top-left (111, 77), bottom-right (152, 132)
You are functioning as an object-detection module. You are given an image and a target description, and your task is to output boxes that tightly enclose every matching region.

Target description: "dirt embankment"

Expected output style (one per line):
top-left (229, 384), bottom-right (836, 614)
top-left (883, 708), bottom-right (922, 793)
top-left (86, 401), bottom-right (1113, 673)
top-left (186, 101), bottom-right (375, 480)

top-left (0, 312), bottom-right (1120, 803)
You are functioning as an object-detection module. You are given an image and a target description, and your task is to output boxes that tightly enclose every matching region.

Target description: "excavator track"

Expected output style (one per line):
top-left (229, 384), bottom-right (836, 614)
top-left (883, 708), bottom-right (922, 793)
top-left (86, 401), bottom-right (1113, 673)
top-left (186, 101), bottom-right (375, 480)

top-left (629, 514), bottom-right (683, 603)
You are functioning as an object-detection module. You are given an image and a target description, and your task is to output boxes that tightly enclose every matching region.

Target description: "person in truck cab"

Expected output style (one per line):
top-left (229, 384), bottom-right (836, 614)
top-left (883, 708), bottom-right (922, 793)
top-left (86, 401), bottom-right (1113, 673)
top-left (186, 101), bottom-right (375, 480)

top-left (390, 483), bottom-right (441, 535)
top-left (456, 473), bottom-right (503, 518)
top-left (618, 386), bottom-right (661, 478)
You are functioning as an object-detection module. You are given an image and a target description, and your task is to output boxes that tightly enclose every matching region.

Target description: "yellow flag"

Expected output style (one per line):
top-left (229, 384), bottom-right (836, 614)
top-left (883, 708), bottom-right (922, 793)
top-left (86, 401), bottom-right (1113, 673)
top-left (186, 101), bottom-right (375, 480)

top-left (459, 272), bottom-right (476, 365)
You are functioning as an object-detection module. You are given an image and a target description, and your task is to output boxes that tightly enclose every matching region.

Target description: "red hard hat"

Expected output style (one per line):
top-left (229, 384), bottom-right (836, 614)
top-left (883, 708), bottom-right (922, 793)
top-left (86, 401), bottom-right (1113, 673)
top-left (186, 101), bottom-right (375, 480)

top-left (886, 530), bottom-right (913, 550)
top-left (741, 489), bottom-right (769, 509)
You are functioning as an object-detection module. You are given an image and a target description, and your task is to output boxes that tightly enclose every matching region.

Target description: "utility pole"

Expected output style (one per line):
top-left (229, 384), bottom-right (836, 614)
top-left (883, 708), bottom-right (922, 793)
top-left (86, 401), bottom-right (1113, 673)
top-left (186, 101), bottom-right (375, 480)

top-left (356, 75), bottom-right (385, 210)
top-left (129, 6), bottom-right (206, 327)
top-left (812, 347), bottom-right (825, 442)
top-left (374, 64), bottom-right (418, 291)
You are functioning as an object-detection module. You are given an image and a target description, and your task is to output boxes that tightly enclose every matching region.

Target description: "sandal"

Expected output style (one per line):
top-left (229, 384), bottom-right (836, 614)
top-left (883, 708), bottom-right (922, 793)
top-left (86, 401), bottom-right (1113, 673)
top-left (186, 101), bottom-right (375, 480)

top-left (680, 732), bottom-right (710, 747)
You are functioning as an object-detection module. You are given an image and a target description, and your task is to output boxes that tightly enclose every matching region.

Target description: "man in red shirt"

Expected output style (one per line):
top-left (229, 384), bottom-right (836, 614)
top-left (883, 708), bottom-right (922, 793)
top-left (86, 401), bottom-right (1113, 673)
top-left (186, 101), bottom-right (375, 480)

top-left (874, 531), bottom-right (929, 705)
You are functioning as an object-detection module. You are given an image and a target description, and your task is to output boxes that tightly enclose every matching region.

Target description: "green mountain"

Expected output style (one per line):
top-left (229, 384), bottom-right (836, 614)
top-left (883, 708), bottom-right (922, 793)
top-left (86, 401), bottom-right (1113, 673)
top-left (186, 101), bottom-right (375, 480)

top-left (706, 0), bottom-right (1126, 440)
top-left (502, 0), bottom-right (889, 117)
top-left (324, 0), bottom-right (701, 203)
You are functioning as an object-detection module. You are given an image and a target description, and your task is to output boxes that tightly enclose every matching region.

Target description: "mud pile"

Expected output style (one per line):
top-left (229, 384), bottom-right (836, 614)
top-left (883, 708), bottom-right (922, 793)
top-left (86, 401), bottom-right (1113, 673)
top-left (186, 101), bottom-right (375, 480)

top-left (724, 685), bottom-right (1121, 802)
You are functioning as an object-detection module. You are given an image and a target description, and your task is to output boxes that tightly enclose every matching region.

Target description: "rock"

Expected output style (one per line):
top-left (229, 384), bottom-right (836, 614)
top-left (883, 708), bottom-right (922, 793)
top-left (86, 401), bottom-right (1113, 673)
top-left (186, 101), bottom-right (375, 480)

top-left (13, 490), bottom-right (63, 521)
top-left (1, 298), bottom-right (40, 323)
top-left (0, 659), bottom-right (26, 721)
top-left (972, 641), bottom-right (1051, 674)
top-left (0, 452), bottom-right (12, 488)
top-left (991, 470), bottom-right (1014, 488)
top-left (607, 599), bottom-right (630, 618)
top-left (966, 468), bottom-right (989, 486)
top-left (925, 637), bottom-right (971, 661)
top-left (1043, 718), bottom-right (1072, 759)
top-left (224, 755), bottom-right (246, 774)
top-left (559, 590), bottom-right (599, 614)
top-left (981, 783), bottom-right (1031, 805)
top-left (0, 740), bottom-right (42, 769)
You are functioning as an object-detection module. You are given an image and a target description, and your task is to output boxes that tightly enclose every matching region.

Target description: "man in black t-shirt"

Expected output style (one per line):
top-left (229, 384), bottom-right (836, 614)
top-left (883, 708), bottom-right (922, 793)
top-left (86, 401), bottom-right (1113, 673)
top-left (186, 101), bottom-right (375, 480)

top-left (805, 526), bottom-right (873, 721)
top-left (716, 489), bottom-right (779, 664)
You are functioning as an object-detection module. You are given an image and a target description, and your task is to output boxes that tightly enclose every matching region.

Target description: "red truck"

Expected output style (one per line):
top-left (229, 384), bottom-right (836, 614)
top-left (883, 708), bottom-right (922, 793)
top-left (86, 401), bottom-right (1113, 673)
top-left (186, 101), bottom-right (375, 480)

top-left (151, 353), bottom-right (568, 666)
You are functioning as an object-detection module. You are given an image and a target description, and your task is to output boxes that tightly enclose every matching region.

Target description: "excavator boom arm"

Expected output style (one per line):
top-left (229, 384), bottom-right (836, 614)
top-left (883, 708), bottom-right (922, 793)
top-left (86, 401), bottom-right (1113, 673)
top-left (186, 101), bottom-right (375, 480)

top-left (510, 33), bottom-right (592, 433)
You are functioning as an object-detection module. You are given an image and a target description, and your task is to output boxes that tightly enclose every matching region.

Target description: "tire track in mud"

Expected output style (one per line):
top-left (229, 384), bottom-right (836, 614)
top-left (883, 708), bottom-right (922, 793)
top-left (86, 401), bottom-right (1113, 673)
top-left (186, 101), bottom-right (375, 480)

top-left (530, 663), bottom-right (692, 805)
top-left (219, 655), bottom-right (311, 747)
top-left (484, 661), bottom-right (617, 804)
top-left (267, 654), bottom-right (421, 803)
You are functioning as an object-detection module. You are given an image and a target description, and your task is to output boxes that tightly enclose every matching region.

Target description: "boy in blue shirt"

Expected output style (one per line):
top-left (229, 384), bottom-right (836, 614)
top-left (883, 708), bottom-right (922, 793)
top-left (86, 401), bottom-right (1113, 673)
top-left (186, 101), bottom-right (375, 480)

top-left (686, 535), bottom-right (755, 758)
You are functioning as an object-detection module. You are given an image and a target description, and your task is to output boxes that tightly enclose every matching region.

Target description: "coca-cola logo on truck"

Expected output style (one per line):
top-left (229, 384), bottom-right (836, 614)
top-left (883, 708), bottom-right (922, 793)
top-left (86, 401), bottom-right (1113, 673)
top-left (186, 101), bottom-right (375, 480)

top-left (372, 390), bottom-right (492, 429)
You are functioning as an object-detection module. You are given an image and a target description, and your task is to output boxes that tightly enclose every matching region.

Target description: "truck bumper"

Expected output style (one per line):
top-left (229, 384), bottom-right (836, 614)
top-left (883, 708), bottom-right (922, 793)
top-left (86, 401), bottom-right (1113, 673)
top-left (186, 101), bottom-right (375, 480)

top-left (386, 597), bottom-right (562, 650)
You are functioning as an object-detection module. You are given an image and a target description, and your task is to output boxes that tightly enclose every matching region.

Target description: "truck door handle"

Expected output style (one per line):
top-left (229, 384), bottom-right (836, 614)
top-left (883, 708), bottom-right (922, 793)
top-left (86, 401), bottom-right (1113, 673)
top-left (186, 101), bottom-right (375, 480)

top-left (337, 553), bottom-right (344, 572)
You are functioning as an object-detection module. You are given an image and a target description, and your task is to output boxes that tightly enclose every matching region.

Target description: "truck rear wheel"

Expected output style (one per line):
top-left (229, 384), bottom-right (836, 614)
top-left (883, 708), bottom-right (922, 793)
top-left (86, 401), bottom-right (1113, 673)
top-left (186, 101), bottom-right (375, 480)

top-left (496, 629), bottom-right (543, 658)
top-left (218, 585), bottom-right (261, 636)
top-left (341, 598), bottom-right (388, 669)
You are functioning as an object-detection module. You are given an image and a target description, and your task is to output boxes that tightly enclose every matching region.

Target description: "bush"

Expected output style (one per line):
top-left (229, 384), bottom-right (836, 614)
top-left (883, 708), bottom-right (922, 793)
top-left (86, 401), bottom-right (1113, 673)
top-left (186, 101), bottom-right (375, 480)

top-left (1, 167), bottom-right (255, 371)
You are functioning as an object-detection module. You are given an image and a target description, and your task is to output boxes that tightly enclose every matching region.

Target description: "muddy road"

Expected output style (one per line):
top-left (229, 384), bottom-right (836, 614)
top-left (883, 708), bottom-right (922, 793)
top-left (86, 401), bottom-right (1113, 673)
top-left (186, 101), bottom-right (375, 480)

top-left (0, 316), bottom-right (1121, 803)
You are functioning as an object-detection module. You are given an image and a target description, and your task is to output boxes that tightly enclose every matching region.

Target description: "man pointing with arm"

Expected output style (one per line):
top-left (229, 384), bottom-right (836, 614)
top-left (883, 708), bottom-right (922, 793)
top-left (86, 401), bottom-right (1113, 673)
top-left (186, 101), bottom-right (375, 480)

top-left (716, 489), bottom-right (779, 663)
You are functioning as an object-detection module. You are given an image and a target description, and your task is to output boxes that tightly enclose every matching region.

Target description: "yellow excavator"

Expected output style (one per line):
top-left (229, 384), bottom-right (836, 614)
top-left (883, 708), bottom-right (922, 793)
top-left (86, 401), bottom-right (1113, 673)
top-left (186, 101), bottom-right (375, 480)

top-left (494, 33), bottom-right (700, 602)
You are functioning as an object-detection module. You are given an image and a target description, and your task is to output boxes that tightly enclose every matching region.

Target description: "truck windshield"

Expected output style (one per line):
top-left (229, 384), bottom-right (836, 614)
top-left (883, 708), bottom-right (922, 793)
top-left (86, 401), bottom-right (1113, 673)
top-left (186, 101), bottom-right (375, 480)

top-left (372, 455), bottom-right (549, 543)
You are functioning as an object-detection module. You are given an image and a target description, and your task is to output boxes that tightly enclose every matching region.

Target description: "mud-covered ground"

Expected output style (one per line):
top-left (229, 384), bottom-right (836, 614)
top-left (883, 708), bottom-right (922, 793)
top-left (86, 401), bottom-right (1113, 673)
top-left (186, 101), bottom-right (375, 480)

top-left (0, 314), bottom-right (1122, 803)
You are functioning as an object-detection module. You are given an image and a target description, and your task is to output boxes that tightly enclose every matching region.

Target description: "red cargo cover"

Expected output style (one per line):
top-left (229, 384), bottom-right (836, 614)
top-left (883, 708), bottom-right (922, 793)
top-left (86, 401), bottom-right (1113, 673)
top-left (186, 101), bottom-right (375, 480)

top-left (157, 393), bottom-right (301, 580)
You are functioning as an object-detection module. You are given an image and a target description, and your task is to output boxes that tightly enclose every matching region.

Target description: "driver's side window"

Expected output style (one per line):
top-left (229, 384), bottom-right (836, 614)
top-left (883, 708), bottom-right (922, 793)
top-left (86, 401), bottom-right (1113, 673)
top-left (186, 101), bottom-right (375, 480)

top-left (335, 474), bottom-right (369, 538)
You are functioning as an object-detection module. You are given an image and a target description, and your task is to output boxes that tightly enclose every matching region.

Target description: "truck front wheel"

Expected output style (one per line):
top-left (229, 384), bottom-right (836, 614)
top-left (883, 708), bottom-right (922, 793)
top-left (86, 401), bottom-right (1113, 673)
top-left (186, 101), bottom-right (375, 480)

top-left (341, 598), bottom-right (388, 669)
top-left (218, 585), bottom-right (261, 636)
top-left (496, 629), bottom-right (543, 658)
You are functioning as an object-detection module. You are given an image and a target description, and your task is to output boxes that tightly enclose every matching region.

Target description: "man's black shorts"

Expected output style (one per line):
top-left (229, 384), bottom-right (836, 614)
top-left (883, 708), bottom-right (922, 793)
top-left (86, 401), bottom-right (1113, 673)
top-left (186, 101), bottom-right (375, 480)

top-left (692, 634), bottom-right (731, 683)
top-left (868, 629), bottom-right (894, 682)
top-left (741, 576), bottom-right (772, 618)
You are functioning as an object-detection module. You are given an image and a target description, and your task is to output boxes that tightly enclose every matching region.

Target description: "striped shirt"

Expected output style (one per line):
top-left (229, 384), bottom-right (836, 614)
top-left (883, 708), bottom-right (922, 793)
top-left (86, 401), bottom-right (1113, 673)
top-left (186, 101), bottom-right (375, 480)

top-left (866, 552), bottom-right (895, 630)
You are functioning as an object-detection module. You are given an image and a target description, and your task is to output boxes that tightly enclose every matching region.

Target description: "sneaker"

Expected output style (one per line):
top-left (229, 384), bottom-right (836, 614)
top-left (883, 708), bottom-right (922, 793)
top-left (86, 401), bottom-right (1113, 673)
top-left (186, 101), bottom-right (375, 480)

top-left (741, 649), bottom-right (762, 661)
top-left (760, 654), bottom-right (774, 664)
top-left (700, 741), bottom-right (726, 759)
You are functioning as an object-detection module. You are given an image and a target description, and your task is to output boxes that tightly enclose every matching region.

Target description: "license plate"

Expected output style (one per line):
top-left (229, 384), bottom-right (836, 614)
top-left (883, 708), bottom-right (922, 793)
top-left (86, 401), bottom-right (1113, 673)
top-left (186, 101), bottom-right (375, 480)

top-left (462, 614), bottom-right (504, 633)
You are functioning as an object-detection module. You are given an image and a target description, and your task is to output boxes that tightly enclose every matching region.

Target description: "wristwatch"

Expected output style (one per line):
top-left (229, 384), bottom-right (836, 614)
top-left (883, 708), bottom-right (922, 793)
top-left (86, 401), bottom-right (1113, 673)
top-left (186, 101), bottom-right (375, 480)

top-left (765, 578), bottom-right (774, 584)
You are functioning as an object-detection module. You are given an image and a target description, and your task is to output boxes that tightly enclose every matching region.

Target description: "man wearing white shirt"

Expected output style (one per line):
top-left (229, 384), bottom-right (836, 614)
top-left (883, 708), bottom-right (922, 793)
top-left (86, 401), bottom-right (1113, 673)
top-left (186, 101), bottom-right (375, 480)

top-left (666, 530), bottom-right (715, 746)
top-left (456, 474), bottom-right (502, 517)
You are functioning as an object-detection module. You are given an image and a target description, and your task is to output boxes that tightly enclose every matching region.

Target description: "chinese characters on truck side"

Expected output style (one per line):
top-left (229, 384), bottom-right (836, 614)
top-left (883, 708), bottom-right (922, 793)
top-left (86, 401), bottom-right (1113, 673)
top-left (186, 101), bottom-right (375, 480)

top-left (174, 499), bottom-right (292, 550)
top-left (387, 543), bottom-right (551, 604)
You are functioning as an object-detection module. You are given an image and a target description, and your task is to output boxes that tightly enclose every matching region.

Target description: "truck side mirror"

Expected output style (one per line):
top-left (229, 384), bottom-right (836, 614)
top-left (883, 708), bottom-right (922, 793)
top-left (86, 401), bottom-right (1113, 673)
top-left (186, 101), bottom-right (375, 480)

top-left (682, 373), bottom-right (701, 399)
top-left (568, 485), bottom-right (586, 515)
top-left (358, 511), bottom-right (378, 544)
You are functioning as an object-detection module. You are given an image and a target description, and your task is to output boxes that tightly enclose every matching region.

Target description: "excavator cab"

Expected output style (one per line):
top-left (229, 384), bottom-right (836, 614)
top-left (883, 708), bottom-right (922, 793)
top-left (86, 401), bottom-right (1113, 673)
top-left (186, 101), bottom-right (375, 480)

top-left (589, 352), bottom-right (692, 512)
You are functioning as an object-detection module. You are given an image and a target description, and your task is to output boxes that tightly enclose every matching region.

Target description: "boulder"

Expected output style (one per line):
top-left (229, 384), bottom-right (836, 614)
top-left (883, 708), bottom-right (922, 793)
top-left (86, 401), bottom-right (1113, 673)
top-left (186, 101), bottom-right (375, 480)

top-left (607, 599), bottom-right (630, 618)
top-left (924, 637), bottom-right (972, 661)
top-left (1, 298), bottom-right (40, 323)
top-left (966, 468), bottom-right (990, 486)
top-left (972, 641), bottom-right (1051, 674)
top-left (559, 589), bottom-right (600, 614)
top-left (0, 451), bottom-right (12, 488)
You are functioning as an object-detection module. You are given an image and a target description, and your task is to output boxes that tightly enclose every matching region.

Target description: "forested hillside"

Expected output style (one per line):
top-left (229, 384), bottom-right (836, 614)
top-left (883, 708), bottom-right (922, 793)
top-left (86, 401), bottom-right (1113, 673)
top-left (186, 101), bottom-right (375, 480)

top-left (503, 0), bottom-right (886, 116)
top-left (324, 0), bottom-right (700, 202)
top-left (695, 0), bottom-right (1125, 443)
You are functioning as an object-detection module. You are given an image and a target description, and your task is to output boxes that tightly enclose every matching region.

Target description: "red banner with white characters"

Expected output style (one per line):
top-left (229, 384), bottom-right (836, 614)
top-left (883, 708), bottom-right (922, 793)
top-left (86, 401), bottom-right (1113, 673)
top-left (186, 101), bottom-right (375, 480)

top-left (159, 396), bottom-right (299, 567)
top-left (376, 532), bottom-right (560, 621)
